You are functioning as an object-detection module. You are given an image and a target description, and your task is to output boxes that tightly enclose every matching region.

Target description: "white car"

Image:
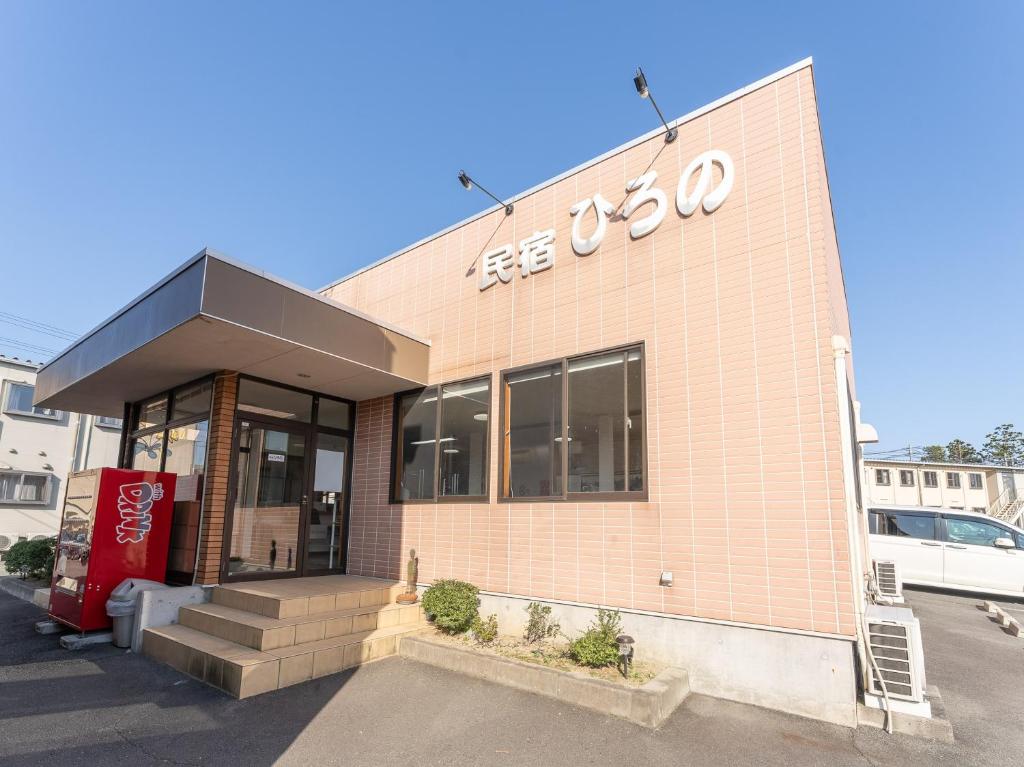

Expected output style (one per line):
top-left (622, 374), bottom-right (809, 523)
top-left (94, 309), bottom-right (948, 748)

top-left (869, 506), bottom-right (1024, 598)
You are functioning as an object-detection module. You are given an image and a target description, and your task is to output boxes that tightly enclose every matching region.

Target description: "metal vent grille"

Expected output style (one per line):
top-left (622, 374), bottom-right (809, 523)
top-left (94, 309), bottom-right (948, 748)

top-left (867, 621), bottom-right (916, 700)
top-left (874, 560), bottom-right (900, 597)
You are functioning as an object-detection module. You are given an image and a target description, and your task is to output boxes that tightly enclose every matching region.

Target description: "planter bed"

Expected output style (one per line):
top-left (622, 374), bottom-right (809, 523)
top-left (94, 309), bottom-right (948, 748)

top-left (400, 632), bottom-right (689, 728)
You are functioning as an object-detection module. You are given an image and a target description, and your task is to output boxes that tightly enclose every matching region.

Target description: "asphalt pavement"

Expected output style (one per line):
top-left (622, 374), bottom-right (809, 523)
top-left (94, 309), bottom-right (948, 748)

top-left (0, 586), bottom-right (1021, 766)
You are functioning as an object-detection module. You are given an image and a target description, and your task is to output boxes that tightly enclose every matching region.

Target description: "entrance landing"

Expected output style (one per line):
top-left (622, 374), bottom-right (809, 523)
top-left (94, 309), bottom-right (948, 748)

top-left (143, 575), bottom-right (426, 697)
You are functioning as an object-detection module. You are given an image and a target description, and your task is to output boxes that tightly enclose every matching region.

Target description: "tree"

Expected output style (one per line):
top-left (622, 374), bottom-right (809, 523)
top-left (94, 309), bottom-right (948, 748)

top-left (946, 439), bottom-right (982, 464)
top-left (920, 445), bottom-right (947, 463)
top-left (982, 424), bottom-right (1024, 467)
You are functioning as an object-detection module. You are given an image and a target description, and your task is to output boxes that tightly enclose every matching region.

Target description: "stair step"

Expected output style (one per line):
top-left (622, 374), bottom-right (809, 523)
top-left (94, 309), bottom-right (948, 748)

top-left (212, 575), bottom-right (404, 619)
top-left (143, 621), bottom-right (425, 698)
top-left (179, 600), bottom-right (425, 651)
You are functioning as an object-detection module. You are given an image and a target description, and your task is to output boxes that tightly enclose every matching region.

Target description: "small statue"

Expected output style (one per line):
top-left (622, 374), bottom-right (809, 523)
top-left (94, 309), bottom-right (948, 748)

top-left (396, 548), bottom-right (419, 604)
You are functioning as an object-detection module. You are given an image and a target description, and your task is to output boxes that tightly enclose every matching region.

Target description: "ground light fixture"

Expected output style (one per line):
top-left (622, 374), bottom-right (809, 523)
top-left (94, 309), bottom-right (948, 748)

top-left (633, 67), bottom-right (677, 143)
top-left (457, 170), bottom-right (513, 215)
top-left (616, 634), bottom-right (635, 678)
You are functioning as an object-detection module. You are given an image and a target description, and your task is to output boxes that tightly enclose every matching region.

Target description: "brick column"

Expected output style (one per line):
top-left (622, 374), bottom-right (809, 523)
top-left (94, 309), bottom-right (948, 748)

top-left (194, 371), bottom-right (239, 585)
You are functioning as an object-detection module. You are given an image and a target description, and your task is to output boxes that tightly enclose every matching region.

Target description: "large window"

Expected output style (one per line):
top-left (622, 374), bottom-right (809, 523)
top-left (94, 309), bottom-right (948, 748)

top-left (501, 345), bottom-right (645, 500)
top-left (899, 470), bottom-right (915, 487)
top-left (947, 472), bottom-right (961, 489)
top-left (923, 471), bottom-right (938, 488)
top-left (127, 377), bottom-right (214, 584)
top-left (968, 472), bottom-right (983, 490)
top-left (874, 469), bottom-right (891, 486)
top-left (0, 471), bottom-right (52, 505)
top-left (393, 377), bottom-right (490, 501)
top-left (2, 381), bottom-right (61, 420)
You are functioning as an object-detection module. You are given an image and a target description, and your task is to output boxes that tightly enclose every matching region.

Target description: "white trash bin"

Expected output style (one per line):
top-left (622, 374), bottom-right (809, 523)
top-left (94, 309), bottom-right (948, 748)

top-left (106, 579), bottom-right (168, 648)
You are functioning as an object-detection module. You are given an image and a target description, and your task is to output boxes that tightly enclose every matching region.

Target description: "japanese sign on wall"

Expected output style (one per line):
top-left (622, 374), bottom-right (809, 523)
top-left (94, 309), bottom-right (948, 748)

top-left (478, 149), bottom-right (734, 291)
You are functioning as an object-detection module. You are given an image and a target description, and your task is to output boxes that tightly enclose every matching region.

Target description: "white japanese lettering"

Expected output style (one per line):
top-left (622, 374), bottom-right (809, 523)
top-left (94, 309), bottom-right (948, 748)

top-left (569, 194), bottom-right (615, 256)
top-left (622, 171), bottom-right (666, 239)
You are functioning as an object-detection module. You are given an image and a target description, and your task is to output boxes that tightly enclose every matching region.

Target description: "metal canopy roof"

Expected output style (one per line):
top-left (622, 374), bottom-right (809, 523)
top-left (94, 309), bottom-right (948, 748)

top-left (34, 249), bottom-right (430, 416)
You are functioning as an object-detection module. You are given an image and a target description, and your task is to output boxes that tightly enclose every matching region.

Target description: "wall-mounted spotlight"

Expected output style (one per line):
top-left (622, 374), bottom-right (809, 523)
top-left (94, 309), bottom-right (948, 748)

top-left (458, 170), bottom-right (513, 215)
top-left (633, 67), bottom-right (677, 143)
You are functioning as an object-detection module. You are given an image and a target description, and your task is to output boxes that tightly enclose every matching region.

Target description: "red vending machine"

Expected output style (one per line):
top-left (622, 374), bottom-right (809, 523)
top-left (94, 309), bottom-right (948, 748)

top-left (49, 467), bottom-right (177, 632)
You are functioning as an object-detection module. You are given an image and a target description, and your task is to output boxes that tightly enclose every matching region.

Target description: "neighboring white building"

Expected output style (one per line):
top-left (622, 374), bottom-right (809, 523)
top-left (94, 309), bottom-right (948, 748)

top-left (863, 458), bottom-right (1024, 521)
top-left (0, 354), bottom-right (123, 552)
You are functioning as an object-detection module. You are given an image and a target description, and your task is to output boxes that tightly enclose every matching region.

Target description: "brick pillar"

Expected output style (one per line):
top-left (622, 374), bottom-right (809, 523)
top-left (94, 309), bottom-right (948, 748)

top-left (194, 371), bottom-right (239, 585)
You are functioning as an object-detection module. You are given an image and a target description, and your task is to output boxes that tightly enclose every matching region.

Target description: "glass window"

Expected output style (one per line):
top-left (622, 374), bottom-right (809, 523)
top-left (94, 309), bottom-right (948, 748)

top-left (316, 397), bottom-right (352, 431)
top-left (0, 472), bottom-right (51, 504)
top-left (131, 433), bottom-right (165, 471)
top-left (899, 470), bottom-right (915, 487)
top-left (172, 381), bottom-right (213, 422)
top-left (944, 517), bottom-right (1010, 547)
top-left (506, 364), bottom-right (562, 498)
top-left (568, 351), bottom-right (627, 492)
top-left (395, 388), bottom-right (438, 500)
top-left (237, 379), bottom-right (312, 422)
top-left (882, 513), bottom-right (936, 540)
top-left (95, 415), bottom-right (123, 429)
top-left (438, 379), bottom-right (489, 498)
top-left (875, 469), bottom-right (890, 486)
top-left (136, 396), bottom-right (168, 431)
top-left (947, 472), bottom-right (961, 489)
top-left (3, 382), bottom-right (60, 419)
top-left (923, 471), bottom-right (938, 488)
top-left (503, 346), bottom-right (645, 500)
top-left (162, 421), bottom-right (209, 582)
top-left (968, 473), bottom-right (983, 490)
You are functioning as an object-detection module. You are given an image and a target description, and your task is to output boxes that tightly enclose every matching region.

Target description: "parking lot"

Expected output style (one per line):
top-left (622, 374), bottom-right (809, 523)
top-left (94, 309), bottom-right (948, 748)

top-left (0, 586), bottom-right (1021, 766)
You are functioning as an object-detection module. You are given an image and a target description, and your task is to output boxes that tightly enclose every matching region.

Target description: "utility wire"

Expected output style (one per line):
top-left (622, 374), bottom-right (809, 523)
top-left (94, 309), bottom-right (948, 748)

top-left (0, 335), bottom-right (58, 356)
top-left (0, 311), bottom-right (80, 341)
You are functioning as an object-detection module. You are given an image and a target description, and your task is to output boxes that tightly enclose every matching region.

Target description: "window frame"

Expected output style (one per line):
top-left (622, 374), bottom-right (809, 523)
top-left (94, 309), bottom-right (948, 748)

top-left (874, 468), bottom-right (891, 486)
top-left (968, 472), bottom-right (983, 490)
top-left (923, 471), bottom-right (938, 488)
top-left (940, 514), bottom-right (1021, 549)
top-left (0, 470), bottom-right (53, 505)
top-left (125, 375), bottom-right (217, 472)
top-left (390, 374), bottom-right (492, 504)
top-left (899, 469), bottom-right (915, 487)
top-left (498, 343), bottom-right (648, 503)
top-left (946, 472), bottom-right (961, 489)
top-left (873, 509), bottom-right (939, 540)
top-left (2, 380), bottom-right (61, 421)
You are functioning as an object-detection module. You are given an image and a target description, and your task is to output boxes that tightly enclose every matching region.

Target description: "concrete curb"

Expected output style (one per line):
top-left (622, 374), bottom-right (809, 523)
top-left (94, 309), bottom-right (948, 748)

top-left (857, 685), bottom-right (954, 744)
top-left (399, 635), bottom-right (689, 728)
top-left (0, 576), bottom-right (49, 607)
top-left (983, 600), bottom-right (1023, 637)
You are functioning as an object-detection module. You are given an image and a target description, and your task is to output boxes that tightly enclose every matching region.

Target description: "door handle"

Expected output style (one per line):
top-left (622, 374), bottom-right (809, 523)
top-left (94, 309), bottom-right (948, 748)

top-left (920, 541), bottom-right (942, 547)
top-left (946, 544), bottom-right (967, 550)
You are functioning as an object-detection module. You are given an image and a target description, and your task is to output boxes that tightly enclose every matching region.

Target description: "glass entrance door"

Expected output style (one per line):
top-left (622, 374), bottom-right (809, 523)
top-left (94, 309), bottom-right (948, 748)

top-left (228, 420), bottom-right (308, 578)
top-left (305, 432), bottom-right (350, 573)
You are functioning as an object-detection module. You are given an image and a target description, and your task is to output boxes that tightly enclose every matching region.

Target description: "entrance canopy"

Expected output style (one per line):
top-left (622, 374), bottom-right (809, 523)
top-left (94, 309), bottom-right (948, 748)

top-left (34, 249), bottom-right (430, 416)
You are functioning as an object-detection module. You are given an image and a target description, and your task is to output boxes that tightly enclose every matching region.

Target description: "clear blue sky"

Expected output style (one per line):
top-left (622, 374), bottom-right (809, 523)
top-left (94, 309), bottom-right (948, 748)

top-left (1, 1), bottom-right (1021, 454)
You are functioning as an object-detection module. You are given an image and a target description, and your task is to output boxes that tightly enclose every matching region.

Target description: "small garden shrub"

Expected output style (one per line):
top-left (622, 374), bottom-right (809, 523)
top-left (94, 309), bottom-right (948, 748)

top-left (421, 579), bottom-right (479, 633)
top-left (471, 613), bottom-right (499, 644)
top-left (4, 537), bottom-right (56, 580)
top-left (523, 601), bottom-right (560, 643)
top-left (568, 608), bottom-right (622, 668)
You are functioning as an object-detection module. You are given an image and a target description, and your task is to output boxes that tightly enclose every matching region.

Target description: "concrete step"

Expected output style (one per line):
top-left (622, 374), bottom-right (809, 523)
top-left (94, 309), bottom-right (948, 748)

top-left (211, 575), bottom-right (404, 619)
top-left (179, 600), bottom-right (425, 651)
top-left (143, 621), bottom-right (426, 698)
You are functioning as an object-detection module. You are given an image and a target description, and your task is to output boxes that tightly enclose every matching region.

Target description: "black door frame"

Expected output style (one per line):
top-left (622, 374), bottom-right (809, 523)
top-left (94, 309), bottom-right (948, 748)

top-left (220, 393), bottom-right (356, 583)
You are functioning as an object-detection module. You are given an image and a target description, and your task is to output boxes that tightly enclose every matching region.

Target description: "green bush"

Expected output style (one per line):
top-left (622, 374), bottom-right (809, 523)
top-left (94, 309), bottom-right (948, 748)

top-left (471, 613), bottom-right (498, 644)
top-left (421, 579), bottom-right (479, 633)
top-left (568, 608), bottom-right (622, 668)
top-left (4, 537), bottom-right (56, 580)
top-left (523, 602), bottom-right (560, 643)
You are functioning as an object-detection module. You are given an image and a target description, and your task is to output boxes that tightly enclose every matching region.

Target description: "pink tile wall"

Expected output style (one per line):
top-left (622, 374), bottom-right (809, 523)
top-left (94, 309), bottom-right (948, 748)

top-left (328, 66), bottom-right (856, 637)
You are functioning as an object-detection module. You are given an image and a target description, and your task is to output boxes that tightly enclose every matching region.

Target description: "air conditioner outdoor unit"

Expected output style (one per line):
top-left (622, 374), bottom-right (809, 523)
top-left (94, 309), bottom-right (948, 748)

top-left (873, 559), bottom-right (904, 603)
top-left (865, 604), bottom-right (926, 704)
